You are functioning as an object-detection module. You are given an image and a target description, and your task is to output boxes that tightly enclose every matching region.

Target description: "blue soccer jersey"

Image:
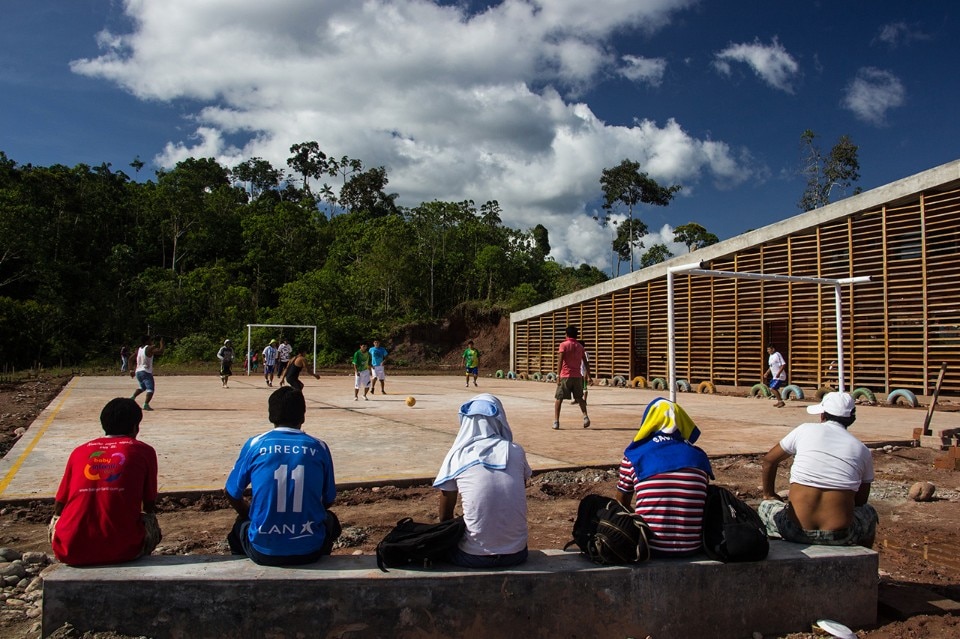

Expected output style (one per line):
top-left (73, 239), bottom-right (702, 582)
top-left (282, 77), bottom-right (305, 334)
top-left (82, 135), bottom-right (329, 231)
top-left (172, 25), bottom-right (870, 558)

top-left (369, 346), bottom-right (388, 366)
top-left (225, 428), bottom-right (336, 557)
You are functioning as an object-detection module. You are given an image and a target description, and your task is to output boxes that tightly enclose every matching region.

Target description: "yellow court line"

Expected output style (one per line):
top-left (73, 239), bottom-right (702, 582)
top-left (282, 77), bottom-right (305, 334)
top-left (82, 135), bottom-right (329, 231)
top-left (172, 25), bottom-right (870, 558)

top-left (0, 377), bottom-right (77, 497)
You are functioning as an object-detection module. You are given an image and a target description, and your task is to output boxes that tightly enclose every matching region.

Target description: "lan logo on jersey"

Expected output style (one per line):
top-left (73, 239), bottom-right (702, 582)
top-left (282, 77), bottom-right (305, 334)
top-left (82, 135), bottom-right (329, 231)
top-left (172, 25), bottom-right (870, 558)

top-left (84, 450), bottom-right (127, 482)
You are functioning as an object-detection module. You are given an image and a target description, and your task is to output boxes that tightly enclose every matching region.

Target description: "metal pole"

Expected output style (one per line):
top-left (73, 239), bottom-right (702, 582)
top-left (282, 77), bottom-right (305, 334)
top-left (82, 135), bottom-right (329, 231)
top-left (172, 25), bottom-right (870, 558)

top-left (667, 269), bottom-right (676, 403)
top-left (666, 262), bottom-right (704, 403)
top-left (246, 325), bottom-right (252, 375)
top-left (834, 283), bottom-right (846, 393)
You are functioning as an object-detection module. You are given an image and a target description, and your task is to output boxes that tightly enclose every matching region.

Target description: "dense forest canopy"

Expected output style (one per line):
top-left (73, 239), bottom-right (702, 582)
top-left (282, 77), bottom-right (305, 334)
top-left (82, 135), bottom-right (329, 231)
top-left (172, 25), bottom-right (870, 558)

top-left (0, 148), bottom-right (612, 368)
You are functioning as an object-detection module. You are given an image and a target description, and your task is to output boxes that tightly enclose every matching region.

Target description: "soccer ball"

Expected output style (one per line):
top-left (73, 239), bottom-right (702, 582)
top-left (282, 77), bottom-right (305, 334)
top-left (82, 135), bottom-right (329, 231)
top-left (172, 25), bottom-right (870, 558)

top-left (405, 396), bottom-right (416, 407)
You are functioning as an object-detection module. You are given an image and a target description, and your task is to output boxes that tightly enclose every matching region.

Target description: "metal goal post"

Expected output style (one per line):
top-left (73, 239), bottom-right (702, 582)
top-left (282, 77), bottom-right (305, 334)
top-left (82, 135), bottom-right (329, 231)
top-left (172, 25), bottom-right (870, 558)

top-left (666, 261), bottom-right (875, 403)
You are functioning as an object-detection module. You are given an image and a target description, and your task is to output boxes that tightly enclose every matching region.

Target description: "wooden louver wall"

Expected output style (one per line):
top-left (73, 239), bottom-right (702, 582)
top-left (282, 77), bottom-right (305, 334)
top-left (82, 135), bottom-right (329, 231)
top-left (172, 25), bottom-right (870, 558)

top-left (513, 184), bottom-right (960, 397)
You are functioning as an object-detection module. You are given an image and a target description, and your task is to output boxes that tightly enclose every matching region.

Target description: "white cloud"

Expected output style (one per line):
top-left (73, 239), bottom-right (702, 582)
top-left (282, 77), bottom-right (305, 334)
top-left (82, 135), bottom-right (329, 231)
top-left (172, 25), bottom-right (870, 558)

top-left (842, 67), bottom-right (905, 126)
top-left (70, 0), bottom-right (750, 265)
top-left (874, 21), bottom-right (930, 48)
top-left (713, 37), bottom-right (799, 93)
top-left (619, 55), bottom-right (668, 86)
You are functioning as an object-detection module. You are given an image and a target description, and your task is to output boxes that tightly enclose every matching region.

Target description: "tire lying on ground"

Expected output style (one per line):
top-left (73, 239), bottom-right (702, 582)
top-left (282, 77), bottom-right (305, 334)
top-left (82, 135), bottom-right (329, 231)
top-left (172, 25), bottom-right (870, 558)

top-left (815, 386), bottom-right (833, 401)
top-left (781, 384), bottom-right (804, 401)
top-left (697, 381), bottom-right (716, 394)
top-left (676, 379), bottom-right (693, 392)
top-left (631, 376), bottom-right (647, 389)
top-left (651, 377), bottom-right (667, 390)
top-left (886, 388), bottom-right (919, 408)
top-left (750, 383), bottom-right (772, 398)
top-left (851, 387), bottom-right (877, 405)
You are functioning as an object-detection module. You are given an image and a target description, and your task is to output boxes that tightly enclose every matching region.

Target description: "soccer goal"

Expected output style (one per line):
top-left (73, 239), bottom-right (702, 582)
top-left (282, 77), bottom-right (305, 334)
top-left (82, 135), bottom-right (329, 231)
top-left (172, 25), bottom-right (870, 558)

top-left (244, 324), bottom-right (318, 375)
top-left (665, 261), bottom-right (876, 402)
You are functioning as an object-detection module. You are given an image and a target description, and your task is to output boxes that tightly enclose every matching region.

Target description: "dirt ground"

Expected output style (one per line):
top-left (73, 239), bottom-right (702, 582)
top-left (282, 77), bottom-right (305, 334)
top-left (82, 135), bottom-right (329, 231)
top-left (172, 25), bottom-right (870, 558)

top-left (0, 374), bottom-right (958, 639)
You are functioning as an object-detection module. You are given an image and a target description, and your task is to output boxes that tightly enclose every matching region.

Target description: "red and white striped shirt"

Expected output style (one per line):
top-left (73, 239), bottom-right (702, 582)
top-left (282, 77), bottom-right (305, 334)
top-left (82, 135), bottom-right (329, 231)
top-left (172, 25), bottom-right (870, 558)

top-left (617, 458), bottom-right (709, 556)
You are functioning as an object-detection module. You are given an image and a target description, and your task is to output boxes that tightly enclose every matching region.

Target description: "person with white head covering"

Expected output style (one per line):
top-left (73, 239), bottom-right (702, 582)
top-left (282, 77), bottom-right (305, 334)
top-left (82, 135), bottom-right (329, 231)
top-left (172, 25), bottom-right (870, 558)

top-left (759, 392), bottom-right (878, 547)
top-left (433, 393), bottom-right (531, 568)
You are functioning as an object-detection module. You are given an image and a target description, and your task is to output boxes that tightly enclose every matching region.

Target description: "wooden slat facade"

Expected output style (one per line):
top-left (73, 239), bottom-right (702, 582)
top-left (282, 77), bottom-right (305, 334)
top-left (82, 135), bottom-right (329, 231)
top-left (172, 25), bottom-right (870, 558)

top-left (512, 176), bottom-right (960, 397)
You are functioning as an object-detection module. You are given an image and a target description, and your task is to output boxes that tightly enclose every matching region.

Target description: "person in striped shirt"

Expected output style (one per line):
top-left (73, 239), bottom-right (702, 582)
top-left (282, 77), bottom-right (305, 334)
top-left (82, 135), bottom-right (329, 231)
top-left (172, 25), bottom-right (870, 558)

top-left (262, 340), bottom-right (279, 387)
top-left (615, 398), bottom-right (713, 557)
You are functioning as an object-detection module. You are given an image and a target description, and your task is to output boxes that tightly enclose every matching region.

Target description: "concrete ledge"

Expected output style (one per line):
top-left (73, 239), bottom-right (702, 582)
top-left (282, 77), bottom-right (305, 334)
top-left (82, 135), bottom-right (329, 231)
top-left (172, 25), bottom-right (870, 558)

top-left (42, 542), bottom-right (877, 639)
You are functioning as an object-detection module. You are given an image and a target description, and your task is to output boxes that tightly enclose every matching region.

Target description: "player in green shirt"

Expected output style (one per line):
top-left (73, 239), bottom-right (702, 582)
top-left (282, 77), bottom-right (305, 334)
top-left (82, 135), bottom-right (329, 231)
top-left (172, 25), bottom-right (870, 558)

top-left (462, 340), bottom-right (480, 388)
top-left (352, 343), bottom-right (373, 401)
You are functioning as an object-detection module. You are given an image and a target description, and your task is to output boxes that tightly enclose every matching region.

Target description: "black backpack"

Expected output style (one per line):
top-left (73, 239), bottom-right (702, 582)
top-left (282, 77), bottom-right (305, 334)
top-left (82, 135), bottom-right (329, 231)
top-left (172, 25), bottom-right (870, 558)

top-left (375, 517), bottom-right (466, 572)
top-left (564, 494), bottom-right (652, 565)
top-left (701, 485), bottom-right (769, 562)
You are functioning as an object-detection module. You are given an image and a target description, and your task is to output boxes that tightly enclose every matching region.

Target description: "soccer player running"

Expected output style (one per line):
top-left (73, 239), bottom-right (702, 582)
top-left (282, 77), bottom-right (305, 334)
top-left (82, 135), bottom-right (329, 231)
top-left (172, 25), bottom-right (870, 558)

top-left (131, 335), bottom-right (164, 411)
top-left (553, 326), bottom-right (590, 430)
top-left (462, 340), bottom-right (480, 388)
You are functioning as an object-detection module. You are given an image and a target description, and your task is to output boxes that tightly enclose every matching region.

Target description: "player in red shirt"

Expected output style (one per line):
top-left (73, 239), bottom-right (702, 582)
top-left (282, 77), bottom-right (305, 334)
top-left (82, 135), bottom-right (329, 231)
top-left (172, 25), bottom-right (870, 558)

top-left (553, 325), bottom-right (591, 430)
top-left (50, 398), bottom-right (161, 566)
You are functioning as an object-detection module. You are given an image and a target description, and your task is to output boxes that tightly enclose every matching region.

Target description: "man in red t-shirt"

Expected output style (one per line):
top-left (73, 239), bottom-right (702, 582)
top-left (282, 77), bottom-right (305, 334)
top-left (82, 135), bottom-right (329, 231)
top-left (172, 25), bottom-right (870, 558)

top-left (553, 325), bottom-right (591, 430)
top-left (50, 398), bottom-right (161, 566)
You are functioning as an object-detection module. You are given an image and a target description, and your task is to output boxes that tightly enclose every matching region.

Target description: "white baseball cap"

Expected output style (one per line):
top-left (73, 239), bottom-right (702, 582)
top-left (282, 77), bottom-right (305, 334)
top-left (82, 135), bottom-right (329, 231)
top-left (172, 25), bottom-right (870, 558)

top-left (807, 392), bottom-right (855, 417)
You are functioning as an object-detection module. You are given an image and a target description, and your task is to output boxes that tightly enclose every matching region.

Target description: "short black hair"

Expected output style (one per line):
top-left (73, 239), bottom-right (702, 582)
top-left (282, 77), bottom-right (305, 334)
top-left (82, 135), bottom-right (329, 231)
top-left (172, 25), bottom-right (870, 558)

top-left (565, 325), bottom-right (579, 338)
top-left (100, 398), bottom-right (143, 436)
top-left (140, 334), bottom-right (152, 345)
top-left (268, 386), bottom-right (306, 428)
top-left (824, 409), bottom-right (856, 428)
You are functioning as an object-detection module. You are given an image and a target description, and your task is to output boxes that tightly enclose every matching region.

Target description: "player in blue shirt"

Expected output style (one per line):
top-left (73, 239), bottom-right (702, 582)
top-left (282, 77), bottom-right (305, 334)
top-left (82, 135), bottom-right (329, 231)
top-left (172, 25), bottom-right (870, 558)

top-left (225, 386), bottom-right (340, 565)
top-left (369, 339), bottom-right (389, 394)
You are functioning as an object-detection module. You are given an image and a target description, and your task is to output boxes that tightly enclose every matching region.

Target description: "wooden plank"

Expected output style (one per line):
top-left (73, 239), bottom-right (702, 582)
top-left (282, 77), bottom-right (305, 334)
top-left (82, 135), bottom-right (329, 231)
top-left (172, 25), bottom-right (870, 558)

top-left (923, 362), bottom-right (948, 436)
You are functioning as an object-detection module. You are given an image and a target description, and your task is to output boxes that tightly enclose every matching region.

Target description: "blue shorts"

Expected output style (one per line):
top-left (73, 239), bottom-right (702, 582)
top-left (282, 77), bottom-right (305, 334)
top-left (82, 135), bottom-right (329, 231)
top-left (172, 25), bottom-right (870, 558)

top-left (135, 371), bottom-right (155, 393)
top-left (465, 367), bottom-right (478, 376)
top-left (449, 546), bottom-right (527, 568)
top-left (769, 378), bottom-right (785, 390)
top-left (264, 364), bottom-right (275, 374)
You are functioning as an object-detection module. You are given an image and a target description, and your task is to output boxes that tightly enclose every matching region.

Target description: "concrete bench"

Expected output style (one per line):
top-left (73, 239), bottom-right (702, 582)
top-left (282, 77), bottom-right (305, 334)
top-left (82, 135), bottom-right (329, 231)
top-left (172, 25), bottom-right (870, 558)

top-left (42, 543), bottom-right (877, 639)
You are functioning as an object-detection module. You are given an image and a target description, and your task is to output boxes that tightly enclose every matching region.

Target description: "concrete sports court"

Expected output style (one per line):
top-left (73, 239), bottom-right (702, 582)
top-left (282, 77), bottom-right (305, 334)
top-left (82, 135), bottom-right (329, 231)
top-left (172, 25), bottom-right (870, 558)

top-left (1, 374), bottom-right (950, 501)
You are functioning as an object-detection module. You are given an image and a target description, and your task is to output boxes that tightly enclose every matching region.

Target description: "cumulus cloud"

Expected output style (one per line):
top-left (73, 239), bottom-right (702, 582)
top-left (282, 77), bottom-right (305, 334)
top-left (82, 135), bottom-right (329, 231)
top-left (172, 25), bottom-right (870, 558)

top-left (842, 67), bottom-right (905, 126)
top-left (69, 0), bottom-right (748, 266)
top-left (619, 55), bottom-right (668, 86)
top-left (713, 37), bottom-right (799, 93)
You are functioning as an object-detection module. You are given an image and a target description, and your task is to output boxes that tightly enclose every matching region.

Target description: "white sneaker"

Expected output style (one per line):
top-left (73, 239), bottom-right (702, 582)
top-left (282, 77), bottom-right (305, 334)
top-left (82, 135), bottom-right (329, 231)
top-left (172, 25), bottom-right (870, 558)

top-left (552, 421), bottom-right (560, 430)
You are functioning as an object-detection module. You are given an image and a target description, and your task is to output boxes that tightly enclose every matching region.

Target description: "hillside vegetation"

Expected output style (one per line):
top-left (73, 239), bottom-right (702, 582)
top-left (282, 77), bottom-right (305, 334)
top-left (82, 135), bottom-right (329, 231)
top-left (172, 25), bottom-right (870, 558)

top-left (0, 150), bottom-right (606, 369)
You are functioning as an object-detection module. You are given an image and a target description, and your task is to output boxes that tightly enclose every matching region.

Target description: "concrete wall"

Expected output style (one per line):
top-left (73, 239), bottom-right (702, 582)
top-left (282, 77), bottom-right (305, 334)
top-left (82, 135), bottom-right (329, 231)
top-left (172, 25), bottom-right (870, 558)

top-left (43, 544), bottom-right (877, 639)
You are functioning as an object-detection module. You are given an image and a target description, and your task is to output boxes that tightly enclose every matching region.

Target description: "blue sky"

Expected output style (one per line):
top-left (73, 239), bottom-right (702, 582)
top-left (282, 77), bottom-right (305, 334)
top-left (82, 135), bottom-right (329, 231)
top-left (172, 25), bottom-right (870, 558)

top-left (2, 1), bottom-right (958, 272)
